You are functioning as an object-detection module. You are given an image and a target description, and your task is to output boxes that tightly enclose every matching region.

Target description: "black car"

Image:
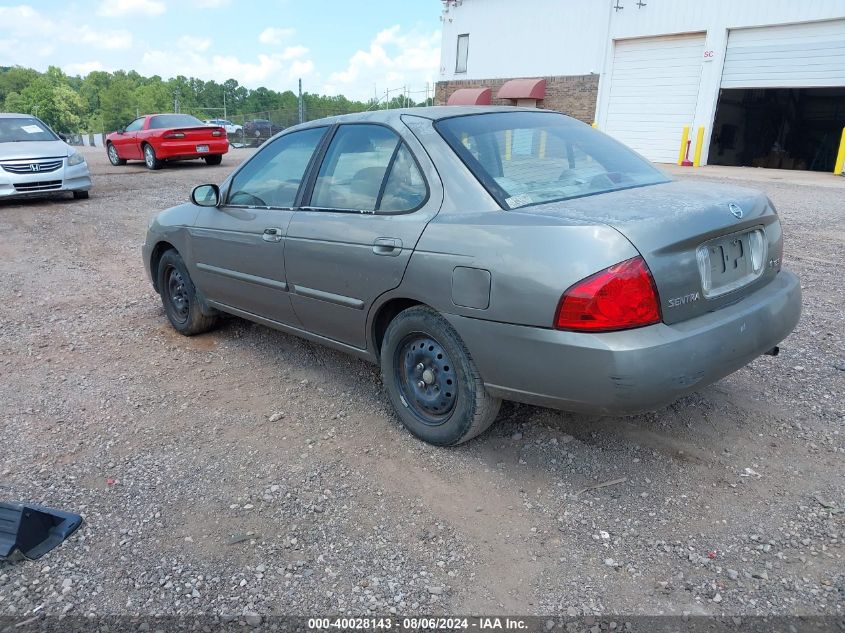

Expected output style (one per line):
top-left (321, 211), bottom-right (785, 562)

top-left (243, 119), bottom-right (283, 139)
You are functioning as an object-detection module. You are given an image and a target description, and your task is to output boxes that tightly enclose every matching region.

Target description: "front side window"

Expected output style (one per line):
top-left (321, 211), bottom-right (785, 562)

top-left (149, 114), bottom-right (204, 129)
top-left (0, 117), bottom-right (57, 142)
top-left (455, 34), bottom-right (469, 73)
top-left (227, 126), bottom-right (326, 208)
top-left (310, 124), bottom-right (426, 213)
top-left (125, 118), bottom-right (145, 132)
top-left (435, 111), bottom-right (669, 209)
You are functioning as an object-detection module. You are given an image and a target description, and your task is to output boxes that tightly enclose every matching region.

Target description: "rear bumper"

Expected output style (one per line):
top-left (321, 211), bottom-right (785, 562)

top-left (0, 163), bottom-right (92, 199)
top-left (155, 139), bottom-right (229, 159)
top-left (445, 269), bottom-right (802, 415)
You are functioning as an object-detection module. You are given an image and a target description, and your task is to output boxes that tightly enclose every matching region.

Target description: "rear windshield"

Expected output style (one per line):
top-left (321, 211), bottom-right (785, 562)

top-left (149, 114), bottom-right (204, 129)
top-left (0, 117), bottom-right (58, 143)
top-left (435, 111), bottom-right (668, 209)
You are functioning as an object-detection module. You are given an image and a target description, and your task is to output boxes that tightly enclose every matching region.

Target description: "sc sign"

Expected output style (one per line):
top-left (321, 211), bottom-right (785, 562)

top-left (703, 49), bottom-right (716, 62)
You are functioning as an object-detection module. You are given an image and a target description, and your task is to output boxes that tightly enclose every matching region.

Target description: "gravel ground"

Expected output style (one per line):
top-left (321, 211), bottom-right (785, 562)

top-left (0, 147), bottom-right (842, 619)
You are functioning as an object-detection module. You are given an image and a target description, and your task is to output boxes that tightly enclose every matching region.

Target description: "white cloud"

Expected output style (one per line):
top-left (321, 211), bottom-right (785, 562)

top-left (288, 59), bottom-right (314, 79)
top-left (0, 4), bottom-right (132, 71)
top-left (98, 0), bottom-right (166, 17)
top-left (324, 26), bottom-right (440, 100)
top-left (66, 61), bottom-right (106, 75)
top-left (258, 27), bottom-right (295, 45)
top-left (79, 26), bottom-right (133, 50)
top-left (177, 35), bottom-right (212, 52)
top-left (281, 45), bottom-right (308, 61)
top-left (139, 48), bottom-right (314, 89)
top-left (187, 0), bottom-right (230, 6)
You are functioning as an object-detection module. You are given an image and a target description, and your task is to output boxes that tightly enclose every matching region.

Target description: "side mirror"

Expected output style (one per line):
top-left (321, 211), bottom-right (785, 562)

top-left (117, 127), bottom-right (125, 135)
top-left (191, 184), bottom-right (220, 207)
top-left (58, 133), bottom-right (68, 142)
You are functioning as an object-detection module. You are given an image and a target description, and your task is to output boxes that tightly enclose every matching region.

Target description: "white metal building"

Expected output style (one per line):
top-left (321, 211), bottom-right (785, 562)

top-left (437, 0), bottom-right (845, 171)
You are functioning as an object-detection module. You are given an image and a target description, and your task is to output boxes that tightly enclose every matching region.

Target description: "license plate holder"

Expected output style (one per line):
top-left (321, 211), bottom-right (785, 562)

top-left (196, 145), bottom-right (209, 153)
top-left (697, 228), bottom-right (765, 298)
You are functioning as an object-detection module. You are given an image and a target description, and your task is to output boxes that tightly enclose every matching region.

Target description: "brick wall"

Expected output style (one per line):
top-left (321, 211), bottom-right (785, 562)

top-left (434, 74), bottom-right (600, 123)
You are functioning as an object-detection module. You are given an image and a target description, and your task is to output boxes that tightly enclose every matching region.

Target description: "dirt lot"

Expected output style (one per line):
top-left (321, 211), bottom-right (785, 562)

top-left (1, 147), bottom-right (843, 619)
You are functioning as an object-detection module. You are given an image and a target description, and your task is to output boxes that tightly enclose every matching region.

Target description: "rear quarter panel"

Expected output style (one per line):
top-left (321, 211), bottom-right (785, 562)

top-left (398, 211), bottom-right (640, 329)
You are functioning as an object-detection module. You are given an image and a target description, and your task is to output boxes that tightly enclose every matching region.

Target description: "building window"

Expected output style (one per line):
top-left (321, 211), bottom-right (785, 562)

top-left (455, 34), bottom-right (469, 73)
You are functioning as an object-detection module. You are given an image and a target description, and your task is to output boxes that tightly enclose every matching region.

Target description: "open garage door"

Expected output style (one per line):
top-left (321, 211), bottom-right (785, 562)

top-left (604, 33), bottom-right (705, 164)
top-left (721, 19), bottom-right (845, 89)
top-left (710, 20), bottom-right (845, 172)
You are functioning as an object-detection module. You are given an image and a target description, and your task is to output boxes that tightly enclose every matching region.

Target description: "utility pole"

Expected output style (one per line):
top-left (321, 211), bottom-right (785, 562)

top-left (223, 91), bottom-right (227, 120)
top-left (298, 78), bottom-right (304, 124)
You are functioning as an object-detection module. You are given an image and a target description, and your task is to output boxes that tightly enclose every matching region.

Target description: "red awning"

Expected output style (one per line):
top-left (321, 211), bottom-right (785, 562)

top-left (446, 87), bottom-right (493, 106)
top-left (496, 78), bottom-right (546, 101)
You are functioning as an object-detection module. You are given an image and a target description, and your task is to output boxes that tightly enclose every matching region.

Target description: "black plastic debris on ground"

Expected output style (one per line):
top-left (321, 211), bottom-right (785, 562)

top-left (0, 502), bottom-right (83, 560)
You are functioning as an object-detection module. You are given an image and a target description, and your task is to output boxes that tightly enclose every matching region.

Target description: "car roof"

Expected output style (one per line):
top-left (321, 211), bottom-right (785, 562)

top-left (284, 106), bottom-right (563, 134)
top-left (0, 113), bottom-right (39, 119)
top-left (315, 105), bottom-right (548, 124)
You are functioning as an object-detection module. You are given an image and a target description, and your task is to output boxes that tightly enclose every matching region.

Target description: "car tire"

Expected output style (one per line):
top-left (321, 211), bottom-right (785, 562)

top-left (156, 250), bottom-right (217, 336)
top-left (106, 143), bottom-right (126, 166)
top-left (380, 306), bottom-right (501, 446)
top-left (204, 155), bottom-right (223, 166)
top-left (143, 144), bottom-right (163, 170)
top-left (72, 191), bottom-right (89, 199)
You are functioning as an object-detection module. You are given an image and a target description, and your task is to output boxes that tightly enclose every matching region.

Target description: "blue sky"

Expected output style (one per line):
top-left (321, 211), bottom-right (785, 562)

top-left (0, 0), bottom-right (443, 100)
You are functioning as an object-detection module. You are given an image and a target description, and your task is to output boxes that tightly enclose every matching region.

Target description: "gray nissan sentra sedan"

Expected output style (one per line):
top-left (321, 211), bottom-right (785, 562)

top-left (142, 107), bottom-right (801, 445)
top-left (0, 113), bottom-right (92, 200)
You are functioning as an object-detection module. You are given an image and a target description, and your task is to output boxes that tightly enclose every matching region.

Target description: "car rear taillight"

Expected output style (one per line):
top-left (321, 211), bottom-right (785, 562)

top-left (163, 131), bottom-right (185, 139)
top-left (554, 256), bottom-right (661, 332)
top-left (212, 129), bottom-right (224, 137)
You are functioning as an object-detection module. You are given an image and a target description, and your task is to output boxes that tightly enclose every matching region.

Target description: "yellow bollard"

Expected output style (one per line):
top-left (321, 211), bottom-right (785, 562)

top-left (834, 127), bottom-right (845, 175)
top-left (677, 126), bottom-right (690, 166)
top-left (591, 122), bottom-right (597, 128)
top-left (539, 130), bottom-right (547, 159)
top-left (693, 126), bottom-right (705, 167)
top-left (504, 129), bottom-right (512, 161)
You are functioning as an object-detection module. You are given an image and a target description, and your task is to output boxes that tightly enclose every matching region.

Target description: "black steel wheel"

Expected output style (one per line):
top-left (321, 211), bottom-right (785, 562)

top-left (381, 306), bottom-right (500, 446)
top-left (156, 249), bottom-right (217, 336)
top-left (395, 334), bottom-right (458, 426)
top-left (164, 265), bottom-right (190, 325)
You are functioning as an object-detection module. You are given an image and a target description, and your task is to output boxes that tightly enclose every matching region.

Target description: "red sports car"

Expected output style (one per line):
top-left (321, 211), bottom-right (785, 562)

top-left (105, 114), bottom-right (228, 170)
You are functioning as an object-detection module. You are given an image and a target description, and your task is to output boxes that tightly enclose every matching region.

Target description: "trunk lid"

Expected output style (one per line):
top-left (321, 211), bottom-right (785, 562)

top-left (166, 126), bottom-right (225, 142)
top-left (516, 180), bottom-right (783, 324)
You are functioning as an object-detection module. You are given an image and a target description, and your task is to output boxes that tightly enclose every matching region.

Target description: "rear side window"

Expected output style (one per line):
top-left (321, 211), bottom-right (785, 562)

top-left (379, 145), bottom-right (427, 212)
top-left (310, 124), bottom-right (426, 213)
top-left (227, 127), bottom-right (326, 208)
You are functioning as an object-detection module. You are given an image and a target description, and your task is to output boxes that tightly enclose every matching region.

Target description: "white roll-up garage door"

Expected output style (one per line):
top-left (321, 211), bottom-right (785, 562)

top-left (604, 33), bottom-right (705, 164)
top-left (722, 19), bottom-right (845, 89)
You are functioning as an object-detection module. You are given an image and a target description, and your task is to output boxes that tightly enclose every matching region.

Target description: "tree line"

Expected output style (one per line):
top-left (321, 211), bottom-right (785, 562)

top-left (0, 65), bottom-right (431, 134)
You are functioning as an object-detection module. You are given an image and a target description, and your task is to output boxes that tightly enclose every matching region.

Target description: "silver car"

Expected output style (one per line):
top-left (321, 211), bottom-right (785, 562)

top-left (205, 119), bottom-right (243, 137)
top-left (142, 107), bottom-right (801, 445)
top-left (0, 113), bottom-right (92, 200)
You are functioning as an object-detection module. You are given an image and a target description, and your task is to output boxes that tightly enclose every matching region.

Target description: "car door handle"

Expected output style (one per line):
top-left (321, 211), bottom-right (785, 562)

top-left (262, 227), bottom-right (283, 243)
top-left (373, 237), bottom-right (402, 256)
